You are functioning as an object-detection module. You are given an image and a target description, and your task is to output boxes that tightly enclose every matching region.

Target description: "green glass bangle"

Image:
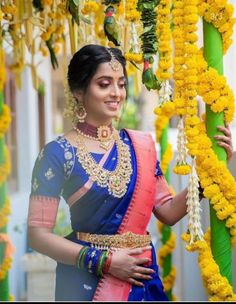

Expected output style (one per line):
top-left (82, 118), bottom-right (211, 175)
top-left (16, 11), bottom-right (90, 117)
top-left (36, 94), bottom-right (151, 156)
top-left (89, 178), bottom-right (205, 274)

top-left (76, 246), bottom-right (89, 269)
top-left (79, 247), bottom-right (90, 269)
top-left (96, 250), bottom-right (109, 277)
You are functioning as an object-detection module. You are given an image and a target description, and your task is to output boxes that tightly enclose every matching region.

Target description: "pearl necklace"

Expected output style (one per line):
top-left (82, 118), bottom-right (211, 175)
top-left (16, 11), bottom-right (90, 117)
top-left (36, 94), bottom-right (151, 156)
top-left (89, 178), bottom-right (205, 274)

top-left (75, 129), bottom-right (133, 198)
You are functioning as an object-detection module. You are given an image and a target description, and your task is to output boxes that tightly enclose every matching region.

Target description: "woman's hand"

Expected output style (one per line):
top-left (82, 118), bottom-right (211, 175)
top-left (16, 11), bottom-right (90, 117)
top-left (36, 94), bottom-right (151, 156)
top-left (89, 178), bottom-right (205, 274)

top-left (215, 123), bottom-right (233, 161)
top-left (108, 246), bottom-right (155, 287)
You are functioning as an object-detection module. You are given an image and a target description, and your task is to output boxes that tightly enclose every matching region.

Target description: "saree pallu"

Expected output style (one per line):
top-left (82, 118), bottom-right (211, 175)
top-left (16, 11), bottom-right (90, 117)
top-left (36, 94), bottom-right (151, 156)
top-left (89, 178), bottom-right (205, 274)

top-left (28, 129), bottom-right (170, 301)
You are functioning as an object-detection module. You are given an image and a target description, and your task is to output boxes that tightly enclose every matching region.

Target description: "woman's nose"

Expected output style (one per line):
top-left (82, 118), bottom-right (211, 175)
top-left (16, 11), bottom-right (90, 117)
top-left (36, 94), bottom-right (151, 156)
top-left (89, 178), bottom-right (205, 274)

top-left (110, 84), bottom-right (121, 98)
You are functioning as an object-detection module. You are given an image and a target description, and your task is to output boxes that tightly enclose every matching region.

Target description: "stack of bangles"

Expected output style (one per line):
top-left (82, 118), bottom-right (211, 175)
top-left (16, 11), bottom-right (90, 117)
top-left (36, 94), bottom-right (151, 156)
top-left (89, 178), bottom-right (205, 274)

top-left (75, 246), bottom-right (113, 277)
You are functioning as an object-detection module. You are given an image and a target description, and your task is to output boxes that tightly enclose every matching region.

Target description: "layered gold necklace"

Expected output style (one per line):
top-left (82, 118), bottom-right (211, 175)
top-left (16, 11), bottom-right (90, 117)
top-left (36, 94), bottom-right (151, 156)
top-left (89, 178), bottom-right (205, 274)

top-left (75, 128), bottom-right (133, 198)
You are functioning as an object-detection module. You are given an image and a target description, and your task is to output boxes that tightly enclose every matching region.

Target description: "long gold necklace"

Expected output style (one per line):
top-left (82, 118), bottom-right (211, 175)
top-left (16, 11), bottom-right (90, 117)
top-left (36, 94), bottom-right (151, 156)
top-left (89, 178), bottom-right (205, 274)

top-left (75, 129), bottom-right (133, 198)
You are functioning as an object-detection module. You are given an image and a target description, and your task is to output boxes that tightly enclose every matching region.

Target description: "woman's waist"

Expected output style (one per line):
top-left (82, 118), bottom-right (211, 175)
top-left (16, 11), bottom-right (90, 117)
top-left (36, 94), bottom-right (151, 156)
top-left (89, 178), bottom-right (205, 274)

top-left (75, 231), bottom-right (151, 250)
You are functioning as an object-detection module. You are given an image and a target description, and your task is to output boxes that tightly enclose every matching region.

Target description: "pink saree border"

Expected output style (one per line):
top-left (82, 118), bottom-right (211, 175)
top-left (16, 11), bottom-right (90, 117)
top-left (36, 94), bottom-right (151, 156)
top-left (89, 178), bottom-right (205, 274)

top-left (93, 130), bottom-right (157, 301)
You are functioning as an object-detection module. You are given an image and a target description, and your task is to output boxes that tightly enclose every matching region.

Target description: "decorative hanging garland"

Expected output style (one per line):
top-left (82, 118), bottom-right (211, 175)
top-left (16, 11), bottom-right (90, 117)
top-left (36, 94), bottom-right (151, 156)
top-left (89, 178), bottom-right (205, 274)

top-left (182, 229), bottom-right (236, 301)
top-left (137, 0), bottom-right (160, 90)
top-left (198, 0), bottom-right (236, 54)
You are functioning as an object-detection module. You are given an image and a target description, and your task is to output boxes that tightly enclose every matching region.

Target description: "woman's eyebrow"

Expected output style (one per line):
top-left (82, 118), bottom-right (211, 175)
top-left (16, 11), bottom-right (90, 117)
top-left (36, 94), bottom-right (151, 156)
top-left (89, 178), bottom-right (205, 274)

top-left (95, 76), bottom-right (126, 81)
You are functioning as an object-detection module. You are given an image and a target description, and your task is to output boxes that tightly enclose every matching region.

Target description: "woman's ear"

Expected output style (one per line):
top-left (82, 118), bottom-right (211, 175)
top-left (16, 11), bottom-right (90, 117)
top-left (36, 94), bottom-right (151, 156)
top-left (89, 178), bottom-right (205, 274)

top-left (73, 90), bottom-right (83, 102)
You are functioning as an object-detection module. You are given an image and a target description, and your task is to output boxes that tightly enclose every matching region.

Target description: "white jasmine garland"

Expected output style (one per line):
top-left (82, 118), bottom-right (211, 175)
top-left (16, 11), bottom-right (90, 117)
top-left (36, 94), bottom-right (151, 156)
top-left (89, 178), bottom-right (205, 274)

top-left (186, 157), bottom-right (204, 244)
top-left (157, 80), bottom-right (172, 106)
top-left (175, 117), bottom-right (188, 165)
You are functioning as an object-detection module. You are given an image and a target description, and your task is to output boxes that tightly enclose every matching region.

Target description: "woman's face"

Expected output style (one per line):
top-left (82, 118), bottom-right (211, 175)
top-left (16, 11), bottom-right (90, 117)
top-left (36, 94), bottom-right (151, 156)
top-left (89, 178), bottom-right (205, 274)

top-left (77, 62), bottom-right (127, 126)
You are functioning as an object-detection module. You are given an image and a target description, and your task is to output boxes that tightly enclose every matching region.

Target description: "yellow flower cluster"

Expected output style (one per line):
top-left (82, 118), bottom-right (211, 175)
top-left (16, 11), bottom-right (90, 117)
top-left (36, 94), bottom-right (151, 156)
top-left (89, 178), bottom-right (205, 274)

top-left (162, 267), bottom-right (177, 292)
top-left (157, 229), bottom-right (176, 267)
top-left (0, 198), bottom-right (11, 230)
top-left (125, 0), bottom-right (140, 22)
top-left (196, 131), bottom-right (236, 244)
top-left (0, 233), bottom-right (15, 281)
top-left (0, 146), bottom-right (11, 186)
top-left (182, 230), bottom-right (236, 301)
top-left (0, 104), bottom-right (12, 138)
top-left (198, 65), bottom-right (235, 123)
top-left (182, 0), bottom-right (200, 158)
top-left (173, 164), bottom-right (191, 175)
top-left (1, 3), bottom-right (17, 21)
top-left (154, 100), bottom-right (176, 141)
top-left (0, 257), bottom-right (12, 280)
top-left (198, 0), bottom-right (236, 54)
top-left (0, 48), bottom-right (6, 90)
top-left (81, 1), bottom-right (99, 15)
top-left (124, 53), bottom-right (143, 64)
top-left (160, 144), bottom-right (173, 175)
top-left (172, 0), bottom-right (187, 116)
top-left (156, 0), bottom-right (172, 80)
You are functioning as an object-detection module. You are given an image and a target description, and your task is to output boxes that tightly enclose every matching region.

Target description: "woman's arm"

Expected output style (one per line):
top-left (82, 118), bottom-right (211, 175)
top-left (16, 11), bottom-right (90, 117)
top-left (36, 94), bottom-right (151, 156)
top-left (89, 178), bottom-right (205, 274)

top-left (153, 188), bottom-right (188, 226)
top-left (153, 123), bottom-right (233, 226)
top-left (28, 227), bottom-right (83, 265)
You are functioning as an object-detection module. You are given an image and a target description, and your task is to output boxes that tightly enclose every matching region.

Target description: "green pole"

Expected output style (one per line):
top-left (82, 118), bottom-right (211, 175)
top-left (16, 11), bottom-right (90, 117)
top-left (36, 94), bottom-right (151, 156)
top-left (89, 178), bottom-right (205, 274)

top-left (160, 124), bottom-right (173, 300)
top-left (203, 20), bottom-right (232, 285)
top-left (0, 90), bottom-right (9, 300)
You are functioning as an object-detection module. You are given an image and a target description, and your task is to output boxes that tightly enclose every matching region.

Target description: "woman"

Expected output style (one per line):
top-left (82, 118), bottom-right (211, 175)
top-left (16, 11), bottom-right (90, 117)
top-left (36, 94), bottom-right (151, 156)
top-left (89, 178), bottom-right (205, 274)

top-left (27, 44), bottom-right (233, 301)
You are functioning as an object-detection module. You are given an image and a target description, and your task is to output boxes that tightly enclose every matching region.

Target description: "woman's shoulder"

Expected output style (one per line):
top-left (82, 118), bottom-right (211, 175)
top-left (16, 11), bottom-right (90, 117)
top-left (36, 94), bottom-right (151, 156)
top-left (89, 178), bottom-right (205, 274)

top-left (37, 133), bottom-right (75, 162)
top-left (122, 128), bottom-right (154, 142)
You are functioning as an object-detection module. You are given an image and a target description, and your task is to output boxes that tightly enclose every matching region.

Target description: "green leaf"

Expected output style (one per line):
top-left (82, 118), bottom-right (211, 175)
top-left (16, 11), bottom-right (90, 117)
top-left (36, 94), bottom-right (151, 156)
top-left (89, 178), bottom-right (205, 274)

top-left (143, 25), bottom-right (154, 33)
top-left (79, 14), bottom-right (91, 24)
top-left (73, 0), bottom-right (79, 6)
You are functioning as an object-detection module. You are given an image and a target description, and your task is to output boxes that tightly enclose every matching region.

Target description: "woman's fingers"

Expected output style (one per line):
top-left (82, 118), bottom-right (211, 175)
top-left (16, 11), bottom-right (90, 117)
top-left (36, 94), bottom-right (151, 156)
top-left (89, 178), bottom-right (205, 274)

top-left (133, 265), bottom-right (155, 275)
top-left (215, 124), bottom-right (233, 160)
top-left (127, 278), bottom-right (144, 287)
top-left (127, 246), bottom-right (151, 256)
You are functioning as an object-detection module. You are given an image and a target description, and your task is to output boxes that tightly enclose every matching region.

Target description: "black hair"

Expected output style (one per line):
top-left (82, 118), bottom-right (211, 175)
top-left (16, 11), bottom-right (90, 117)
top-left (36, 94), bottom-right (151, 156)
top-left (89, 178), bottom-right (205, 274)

top-left (67, 44), bottom-right (128, 93)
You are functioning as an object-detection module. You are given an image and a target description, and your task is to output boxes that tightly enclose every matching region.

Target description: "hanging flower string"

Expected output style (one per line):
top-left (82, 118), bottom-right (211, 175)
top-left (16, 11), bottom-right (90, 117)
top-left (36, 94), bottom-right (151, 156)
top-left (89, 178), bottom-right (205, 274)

top-left (186, 157), bottom-right (204, 244)
top-left (137, 0), bottom-right (159, 90)
top-left (173, 118), bottom-right (191, 175)
top-left (182, 229), bottom-right (236, 301)
top-left (156, 0), bottom-right (172, 102)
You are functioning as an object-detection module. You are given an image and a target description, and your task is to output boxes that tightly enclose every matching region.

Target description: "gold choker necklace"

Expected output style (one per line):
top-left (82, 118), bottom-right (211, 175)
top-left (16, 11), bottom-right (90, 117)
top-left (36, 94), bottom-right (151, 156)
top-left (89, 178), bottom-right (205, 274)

top-left (75, 125), bottom-right (114, 151)
top-left (75, 129), bottom-right (133, 198)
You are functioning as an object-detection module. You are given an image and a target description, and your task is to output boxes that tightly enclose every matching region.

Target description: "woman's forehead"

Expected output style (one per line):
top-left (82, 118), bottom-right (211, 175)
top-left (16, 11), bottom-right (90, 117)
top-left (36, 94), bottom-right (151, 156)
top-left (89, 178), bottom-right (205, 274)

top-left (93, 62), bottom-right (125, 79)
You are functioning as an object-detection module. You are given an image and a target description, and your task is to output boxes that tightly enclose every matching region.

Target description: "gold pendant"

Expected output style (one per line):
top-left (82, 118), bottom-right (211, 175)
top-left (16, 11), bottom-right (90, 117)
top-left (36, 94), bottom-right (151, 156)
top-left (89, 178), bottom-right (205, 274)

top-left (97, 125), bottom-right (112, 142)
top-left (99, 140), bottom-right (113, 151)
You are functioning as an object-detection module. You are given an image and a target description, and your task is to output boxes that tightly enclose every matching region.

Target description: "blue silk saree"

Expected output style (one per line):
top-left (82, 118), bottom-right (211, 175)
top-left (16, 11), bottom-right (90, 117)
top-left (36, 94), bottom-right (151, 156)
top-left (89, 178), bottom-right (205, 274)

top-left (28, 129), bottom-right (172, 301)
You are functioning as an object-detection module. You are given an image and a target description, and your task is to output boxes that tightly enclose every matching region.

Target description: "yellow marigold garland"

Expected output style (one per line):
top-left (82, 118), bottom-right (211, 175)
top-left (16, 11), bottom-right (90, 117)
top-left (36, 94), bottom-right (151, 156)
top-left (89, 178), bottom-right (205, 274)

top-left (154, 100), bottom-right (176, 141)
top-left (160, 144), bottom-right (173, 175)
top-left (156, 0), bottom-right (172, 81)
top-left (0, 48), bottom-right (6, 91)
top-left (0, 104), bottom-right (12, 138)
top-left (0, 198), bottom-right (11, 230)
top-left (182, 230), bottom-right (236, 301)
top-left (157, 227), bottom-right (176, 268)
top-left (0, 234), bottom-right (15, 281)
top-left (157, 222), bottom-right (177, 295)
top-left (198, 0), bottom-right (236, 54)
top-left (81, 1), bottom-right (99, 15)
top-left (0, 146), bottom-right (11, 186)
top-left (172, 0), bottom-right (187, 116)
top-left (162, 267), bottom-right (177, 293)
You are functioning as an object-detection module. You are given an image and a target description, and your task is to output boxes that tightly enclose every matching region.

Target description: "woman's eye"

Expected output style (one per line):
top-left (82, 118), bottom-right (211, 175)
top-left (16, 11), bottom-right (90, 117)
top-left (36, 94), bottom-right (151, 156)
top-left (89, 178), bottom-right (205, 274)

top-left (99, 82), bottom-right (110, 88)
top-left (119, 83), bottom-right (126, 88)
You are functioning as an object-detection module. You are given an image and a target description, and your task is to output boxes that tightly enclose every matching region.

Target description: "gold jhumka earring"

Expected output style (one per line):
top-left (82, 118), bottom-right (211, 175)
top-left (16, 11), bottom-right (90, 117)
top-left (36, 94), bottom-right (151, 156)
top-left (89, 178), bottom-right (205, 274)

top-left (76, 101), bottom-right (87, 123)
